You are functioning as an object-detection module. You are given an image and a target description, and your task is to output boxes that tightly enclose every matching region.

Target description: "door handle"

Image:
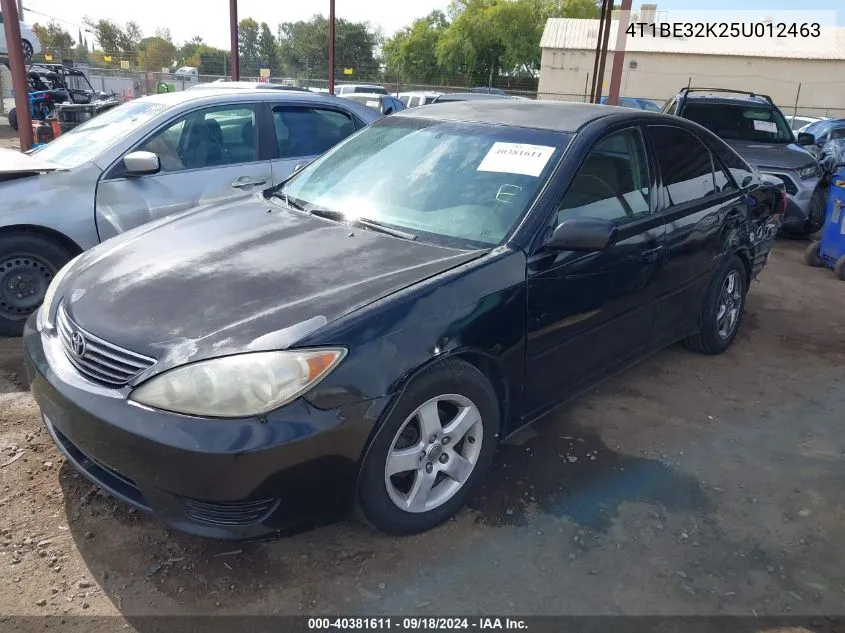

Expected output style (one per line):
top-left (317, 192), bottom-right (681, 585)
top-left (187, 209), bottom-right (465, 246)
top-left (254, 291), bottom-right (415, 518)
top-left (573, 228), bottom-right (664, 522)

top-left (231, 177), bottom-right (267, 189)
top-left (641, 245), bottom-right (664, 262)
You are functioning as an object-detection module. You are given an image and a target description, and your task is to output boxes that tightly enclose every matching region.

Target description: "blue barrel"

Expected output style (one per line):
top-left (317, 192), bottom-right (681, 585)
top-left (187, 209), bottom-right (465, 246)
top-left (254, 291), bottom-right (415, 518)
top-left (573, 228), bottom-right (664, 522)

top-left (819, 167), bottom-right (845, 275)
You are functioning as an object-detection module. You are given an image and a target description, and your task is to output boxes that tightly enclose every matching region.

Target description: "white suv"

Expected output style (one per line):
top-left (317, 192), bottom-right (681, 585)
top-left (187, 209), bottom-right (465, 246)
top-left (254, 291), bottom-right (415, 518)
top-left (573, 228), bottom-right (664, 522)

top-left (0, 13), bottom-right (42, 61)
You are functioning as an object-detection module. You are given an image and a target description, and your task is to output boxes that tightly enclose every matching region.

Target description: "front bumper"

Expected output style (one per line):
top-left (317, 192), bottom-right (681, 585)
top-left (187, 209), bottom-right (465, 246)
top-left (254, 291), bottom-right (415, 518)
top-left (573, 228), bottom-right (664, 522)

top-left (761, 171), bottom-right (822, 232)
top-left (23, 315), bottom-right (390, 540)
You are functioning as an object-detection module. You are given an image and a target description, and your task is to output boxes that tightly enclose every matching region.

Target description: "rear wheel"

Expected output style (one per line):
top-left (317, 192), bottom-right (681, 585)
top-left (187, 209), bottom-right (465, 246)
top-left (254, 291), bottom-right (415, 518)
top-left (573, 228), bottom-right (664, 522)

top-left (0, 234), bottom-right (73, 337)
top-left (22, 40), bottom-right (33, 61)
top-left (804, 241), bottom-right (823, 267)
top-left (357, 359), bottom-right (500, 535)
top-left (8, 108), bottom-right (18, 132)
top-left (684, 256), bottom-right (748, 355)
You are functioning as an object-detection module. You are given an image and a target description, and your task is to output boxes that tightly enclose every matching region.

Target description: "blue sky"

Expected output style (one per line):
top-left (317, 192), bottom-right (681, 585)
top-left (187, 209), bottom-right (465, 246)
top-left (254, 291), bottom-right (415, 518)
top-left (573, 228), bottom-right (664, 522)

top-left (658, 0), bottom-right (842, 24)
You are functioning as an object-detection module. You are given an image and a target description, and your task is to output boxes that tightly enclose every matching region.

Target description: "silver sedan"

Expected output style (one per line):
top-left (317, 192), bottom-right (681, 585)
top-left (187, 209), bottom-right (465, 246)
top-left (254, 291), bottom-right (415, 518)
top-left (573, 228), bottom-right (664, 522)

top-left (0, 88), bottom-right (380, 335)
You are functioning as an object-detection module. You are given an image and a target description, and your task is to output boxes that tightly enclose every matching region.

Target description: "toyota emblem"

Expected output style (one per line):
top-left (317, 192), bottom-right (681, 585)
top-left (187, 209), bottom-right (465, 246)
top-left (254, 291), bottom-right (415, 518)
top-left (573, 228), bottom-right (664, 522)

top-left (70, 330), bottom-right (87, 358)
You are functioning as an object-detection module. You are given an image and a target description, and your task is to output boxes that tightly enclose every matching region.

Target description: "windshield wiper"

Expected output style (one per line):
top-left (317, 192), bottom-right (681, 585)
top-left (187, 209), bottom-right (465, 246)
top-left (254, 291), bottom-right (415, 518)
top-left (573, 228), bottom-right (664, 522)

top-left (309, 208), bottom-right (417, 241)
top-left (272, 190), bottom-right (306, 211)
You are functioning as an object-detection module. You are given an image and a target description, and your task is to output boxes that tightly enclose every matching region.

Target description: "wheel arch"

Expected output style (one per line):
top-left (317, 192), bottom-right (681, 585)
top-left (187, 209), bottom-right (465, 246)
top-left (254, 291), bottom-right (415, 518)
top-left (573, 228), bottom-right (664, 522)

top-left (0, 225), bottom-right (84, 258)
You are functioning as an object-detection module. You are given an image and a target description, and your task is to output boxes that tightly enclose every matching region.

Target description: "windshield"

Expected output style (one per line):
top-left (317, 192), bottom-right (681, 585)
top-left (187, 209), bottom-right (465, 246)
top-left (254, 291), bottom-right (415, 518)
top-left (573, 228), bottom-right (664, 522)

top-left (278, 117), bottom-right (570, 248)
top-left (31, 100), bottom-right (169, 168)
top-left (682, 103), bottom-right (794, 143)
top-left (640, 100), bottom-right (662, 112)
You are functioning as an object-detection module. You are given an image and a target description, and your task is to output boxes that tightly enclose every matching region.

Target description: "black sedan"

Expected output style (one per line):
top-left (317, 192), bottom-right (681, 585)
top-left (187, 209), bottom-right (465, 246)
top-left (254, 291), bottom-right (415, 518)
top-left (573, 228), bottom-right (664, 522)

top-left (24, 101), bottom-right (785, 540)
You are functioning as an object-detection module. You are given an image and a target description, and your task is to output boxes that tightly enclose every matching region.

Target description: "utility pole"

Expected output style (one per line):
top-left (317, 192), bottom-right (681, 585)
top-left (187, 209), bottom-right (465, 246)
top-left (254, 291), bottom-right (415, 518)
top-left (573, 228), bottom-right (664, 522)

top-left (229, 0), bottom-right (240, 80)
top-left (328, 0), bottom-right (336, 95)
top-left (1, 0), bottom-right (33, 150)
top-left (606, 0), bottom-right (633, 106)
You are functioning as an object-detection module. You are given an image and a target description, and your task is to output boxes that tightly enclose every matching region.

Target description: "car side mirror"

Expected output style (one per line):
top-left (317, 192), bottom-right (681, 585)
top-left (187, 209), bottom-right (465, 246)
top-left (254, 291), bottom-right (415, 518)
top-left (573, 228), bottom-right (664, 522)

top-left (796, 132), bottom-right (815, 146)
top-left (123, 151), bottom-right (160, 176)
top-left (546, 217), bottom-right (617, 252)
top-left (292, 160), bottom-right (311, 175)
top-left (383, 106), bottom-right (394, 115)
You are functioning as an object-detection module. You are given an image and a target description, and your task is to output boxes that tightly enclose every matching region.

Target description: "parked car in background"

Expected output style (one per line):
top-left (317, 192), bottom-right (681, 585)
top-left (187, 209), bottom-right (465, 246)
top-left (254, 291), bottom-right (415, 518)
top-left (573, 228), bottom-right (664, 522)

top-left (341, 93), bottom-right (405, 116)
top-left (25, 101), bottom-right (783, 540)
top-left (663, 87), bottom-right (824, 236)
top-left (800, 118), bottom-right (845, 151)
top-left (432, 92), bottom-right (516, 103)
top-left (173, 66), bottom-right (198, 82)
top-left (0, 89), bottom-right (380, 335)
top-left (787, 115), bottom-right (827, 132)
top-left (0, 12), bottom-right (42, 60)
top-left (396, 91), bottom-right (443, 108)
top-left (599, 96), bottom-right (661, 112)
top-left (470, 87), bottom-right (508, 95)
top-left (335, 84), bottom-right (387, 96)
top-left (188, 81), bottom-right (308, 92)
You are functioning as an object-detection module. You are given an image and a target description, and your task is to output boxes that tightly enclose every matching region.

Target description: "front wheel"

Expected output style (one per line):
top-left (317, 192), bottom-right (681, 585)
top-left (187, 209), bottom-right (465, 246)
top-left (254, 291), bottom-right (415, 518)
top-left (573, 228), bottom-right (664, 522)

top-left (8, 108), bottom-right (18, 132)
top-left (0, 234), bottom-right (73, 337)
top-left (357, 359), bottom-right (500, 535)
top-left (684, 256), bottom-right (748, 355)
top-left (22, 40), bottom-right (33, 61)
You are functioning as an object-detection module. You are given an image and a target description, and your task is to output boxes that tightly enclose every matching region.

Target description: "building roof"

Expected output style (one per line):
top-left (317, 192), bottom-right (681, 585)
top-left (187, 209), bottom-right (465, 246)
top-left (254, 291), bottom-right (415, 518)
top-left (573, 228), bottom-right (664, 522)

top-left (398, 99), bottom-right (653, 132)
top-left (540, 18), bottom-right (845, 60)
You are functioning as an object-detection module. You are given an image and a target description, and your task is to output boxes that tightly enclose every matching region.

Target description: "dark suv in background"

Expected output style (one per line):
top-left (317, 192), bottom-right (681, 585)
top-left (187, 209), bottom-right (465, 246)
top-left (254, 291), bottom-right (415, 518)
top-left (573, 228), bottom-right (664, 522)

top-left (663, 88), bottom-right (824, 236)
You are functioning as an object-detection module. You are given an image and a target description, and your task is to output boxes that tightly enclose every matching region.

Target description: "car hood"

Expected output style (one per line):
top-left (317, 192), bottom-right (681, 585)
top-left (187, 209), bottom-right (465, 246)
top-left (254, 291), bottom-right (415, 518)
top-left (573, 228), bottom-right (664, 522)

top-left (61, 195), bottom-right (484, 370)
top-left (0, 148), bottom-right (61, 181)
top-left (722, 139), bottom-right (815, 171)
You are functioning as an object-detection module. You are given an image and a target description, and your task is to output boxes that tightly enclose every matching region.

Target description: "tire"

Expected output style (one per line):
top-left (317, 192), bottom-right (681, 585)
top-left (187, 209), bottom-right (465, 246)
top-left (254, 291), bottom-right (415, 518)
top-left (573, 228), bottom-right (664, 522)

top-left (357, 359), bottom-right (500, 535)
top-left (8, 108), bottom-right (17, 132)
top-left (804, 241), bottom-right (823, 267)
top-left (22, 40), bottom-right (33, 62)
top-left (0, 234), bottom-right (74, 337)
top-left (835, 256), bottom-right (845, 281)
top-left (683, 255), bottom-right (748, 355)
top-left (805, 187), bottom-right (827, 235)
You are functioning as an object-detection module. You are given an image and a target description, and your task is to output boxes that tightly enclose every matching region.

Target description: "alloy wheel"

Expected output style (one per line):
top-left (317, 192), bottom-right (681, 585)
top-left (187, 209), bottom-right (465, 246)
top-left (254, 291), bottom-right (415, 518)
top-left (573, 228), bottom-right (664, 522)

top-left (716, 270), bottom-right (743, 339)
top-left (384, 394), bottom-right (483, 513)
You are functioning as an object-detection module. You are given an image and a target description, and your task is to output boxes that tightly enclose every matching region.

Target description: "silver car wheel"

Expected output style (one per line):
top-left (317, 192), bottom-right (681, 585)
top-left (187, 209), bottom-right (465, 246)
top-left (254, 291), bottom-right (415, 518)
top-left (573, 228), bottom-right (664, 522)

top-left (384, 394), bottom-right (483, 514)
top-left (716, 270), bottom-right (743, 339)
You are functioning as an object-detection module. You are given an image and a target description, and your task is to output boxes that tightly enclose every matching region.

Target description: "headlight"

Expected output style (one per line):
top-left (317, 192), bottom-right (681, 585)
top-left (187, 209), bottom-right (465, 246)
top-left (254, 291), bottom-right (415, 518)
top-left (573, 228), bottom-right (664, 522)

top-left (798, 164), bottom-right (820, 180)
top-left (129, 348), bottom-right (347, 418)
top-left (38, 254), bottom-right (83, 331)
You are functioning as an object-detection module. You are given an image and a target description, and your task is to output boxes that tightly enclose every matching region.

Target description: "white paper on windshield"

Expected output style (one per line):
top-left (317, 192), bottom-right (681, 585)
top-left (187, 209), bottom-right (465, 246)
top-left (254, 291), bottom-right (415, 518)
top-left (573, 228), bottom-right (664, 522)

top-left (753, 120), bottom-right (778, 134)
top-left (366, 100), bottom-right (380, 108)
top-left (477, 142), bottom-right (556, 177)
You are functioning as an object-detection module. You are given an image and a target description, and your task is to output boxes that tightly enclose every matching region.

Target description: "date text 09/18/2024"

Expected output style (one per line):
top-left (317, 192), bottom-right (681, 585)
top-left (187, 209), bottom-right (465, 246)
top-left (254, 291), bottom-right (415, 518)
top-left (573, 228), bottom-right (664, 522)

top-left (307, 617), bottom-right (529, 630)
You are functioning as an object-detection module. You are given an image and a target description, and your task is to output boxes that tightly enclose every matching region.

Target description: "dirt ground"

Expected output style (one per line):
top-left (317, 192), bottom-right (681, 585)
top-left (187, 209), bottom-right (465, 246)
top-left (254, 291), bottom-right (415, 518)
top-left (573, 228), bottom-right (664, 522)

top-left (1, 237), bottom-right (844, 627)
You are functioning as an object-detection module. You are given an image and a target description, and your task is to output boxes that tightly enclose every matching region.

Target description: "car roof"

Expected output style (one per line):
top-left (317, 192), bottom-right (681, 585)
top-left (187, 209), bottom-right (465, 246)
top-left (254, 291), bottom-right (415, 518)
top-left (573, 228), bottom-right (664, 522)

top-left (343, 93), bottom-right (388, 99)
top-left (190, 81), bottom-right (306, 91)
top-left (681, 93), bottom-right (774, 107)
top-left (396, 99), bottom-right (649, 132)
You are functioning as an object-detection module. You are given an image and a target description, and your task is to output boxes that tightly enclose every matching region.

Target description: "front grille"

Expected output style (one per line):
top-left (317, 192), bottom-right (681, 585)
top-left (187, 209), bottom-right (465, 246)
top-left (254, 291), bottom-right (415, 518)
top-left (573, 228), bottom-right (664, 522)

top-left (56, 303), bottom-right (155, 388)
top-left (768, 173), bottom-right (798, 195)
top-left (183, 498), bottom-right (280, 527)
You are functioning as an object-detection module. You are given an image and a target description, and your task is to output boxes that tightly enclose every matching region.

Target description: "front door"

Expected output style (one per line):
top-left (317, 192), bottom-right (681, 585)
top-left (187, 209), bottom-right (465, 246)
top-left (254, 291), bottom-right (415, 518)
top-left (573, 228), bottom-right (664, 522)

top-left (95, 104), bottom-right (270, 241)
top-left (524, 126), bottom-right (666, 417)
top-left (269, 104), bottom-right (362, 183)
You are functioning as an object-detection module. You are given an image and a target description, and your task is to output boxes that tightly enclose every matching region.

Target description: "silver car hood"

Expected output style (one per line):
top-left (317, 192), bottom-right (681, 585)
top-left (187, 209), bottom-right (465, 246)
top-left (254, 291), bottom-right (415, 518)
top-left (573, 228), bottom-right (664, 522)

top-left (0, 148), bottom-right (62, 179)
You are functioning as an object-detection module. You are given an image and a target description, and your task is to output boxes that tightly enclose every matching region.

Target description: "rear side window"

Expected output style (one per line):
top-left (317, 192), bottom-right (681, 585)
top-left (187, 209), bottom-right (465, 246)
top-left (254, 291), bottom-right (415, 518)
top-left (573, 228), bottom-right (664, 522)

top-left (650, 126), bottom-right (716, 206)
top-left (272, 106), bottom-right (357, 159)
top-left (398, 95), bottom-right (411, 107)
top-left (711, 142), bottom-right (754, 188)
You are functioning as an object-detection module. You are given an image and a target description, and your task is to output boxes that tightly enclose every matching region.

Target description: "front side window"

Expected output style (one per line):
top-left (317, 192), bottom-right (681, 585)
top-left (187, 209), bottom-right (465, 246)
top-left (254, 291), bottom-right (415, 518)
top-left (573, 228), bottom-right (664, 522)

top-left (273, 106), bottom-right (357, 159)
top-left (555, 128), bottom-right (651, 226)
top-left (681, 103), bottom-right (793, 143)
top-left (650, 126), bottom-right (716, 206)
top-left (278, 118), bottom-right (571, 248)
top-left (136, 105), bottom-right (257, 172)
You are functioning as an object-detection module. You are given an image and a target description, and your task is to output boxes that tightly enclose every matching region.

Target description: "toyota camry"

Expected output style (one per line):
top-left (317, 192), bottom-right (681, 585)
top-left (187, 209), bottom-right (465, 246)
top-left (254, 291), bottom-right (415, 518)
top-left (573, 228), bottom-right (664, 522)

top-left (24, 100), bottom-right (784, 539)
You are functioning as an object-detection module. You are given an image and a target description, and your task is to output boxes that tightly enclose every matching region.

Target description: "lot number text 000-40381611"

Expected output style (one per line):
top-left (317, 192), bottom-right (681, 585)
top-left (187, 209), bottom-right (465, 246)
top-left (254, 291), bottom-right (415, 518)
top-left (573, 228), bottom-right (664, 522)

top-left (307, 617), bottom-right (529, 630)
top-left (626, 22), bottom-right (821, 39)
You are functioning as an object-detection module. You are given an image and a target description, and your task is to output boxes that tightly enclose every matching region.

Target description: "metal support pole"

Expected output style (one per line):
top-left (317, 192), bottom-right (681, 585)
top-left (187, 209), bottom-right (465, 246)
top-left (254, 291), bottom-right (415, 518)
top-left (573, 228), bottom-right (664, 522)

top-left (607, 0), bottom-right (633, 106)
top-left (229, 0), bottom-right (240, 81)
top-left (328, 0), bottom-right (336, 95)
top-left (593, 0), bottom-right (613, 103)
top-left (792, 82), bottom-right (802, 120)
top-left (589, 0), bottom-right (609, 102)
top-left (1, 0), bottom-right (33, 150)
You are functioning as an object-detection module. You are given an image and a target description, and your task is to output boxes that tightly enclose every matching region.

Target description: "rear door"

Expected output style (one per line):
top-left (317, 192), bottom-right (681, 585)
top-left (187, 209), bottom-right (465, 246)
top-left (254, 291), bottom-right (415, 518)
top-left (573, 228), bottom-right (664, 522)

top-left (524, 126), bottom-right (666, 415)
top-left (94, 103), bottom-right (271, 241)
top-left (268, 103), bottom-right (363, 182)
top-left (646, 124), bottom-right (747, 346)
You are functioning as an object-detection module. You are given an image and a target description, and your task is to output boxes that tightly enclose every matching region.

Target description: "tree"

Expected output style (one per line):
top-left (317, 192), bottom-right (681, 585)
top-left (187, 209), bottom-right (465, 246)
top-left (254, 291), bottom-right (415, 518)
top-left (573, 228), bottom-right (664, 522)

top-left (258, 22), bottom-right (279, 75)
top-left (382, 10), bottom-right (449, 83)
top-left (278, 15), bottom-right (379, 80)
top-left (83, 18), bottom-right (143, 62)
top-left (31, 21), bottom-right (75, 57)
top-left (238, 18), bottom-right (260, 75)
top-left (139, 36), bottom-right (177, 71)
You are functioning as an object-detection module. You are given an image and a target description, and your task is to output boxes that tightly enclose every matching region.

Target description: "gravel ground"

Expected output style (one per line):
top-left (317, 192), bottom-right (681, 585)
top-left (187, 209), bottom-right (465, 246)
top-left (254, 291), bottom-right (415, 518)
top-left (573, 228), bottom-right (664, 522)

top-left (0, 145), bottom-right (843, 627)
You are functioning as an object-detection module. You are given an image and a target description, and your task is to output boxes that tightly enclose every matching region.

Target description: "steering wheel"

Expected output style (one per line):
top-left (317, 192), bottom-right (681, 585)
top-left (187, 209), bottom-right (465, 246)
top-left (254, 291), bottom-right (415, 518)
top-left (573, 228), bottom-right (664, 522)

top-left (577, 173), bottom-right (635, 218)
